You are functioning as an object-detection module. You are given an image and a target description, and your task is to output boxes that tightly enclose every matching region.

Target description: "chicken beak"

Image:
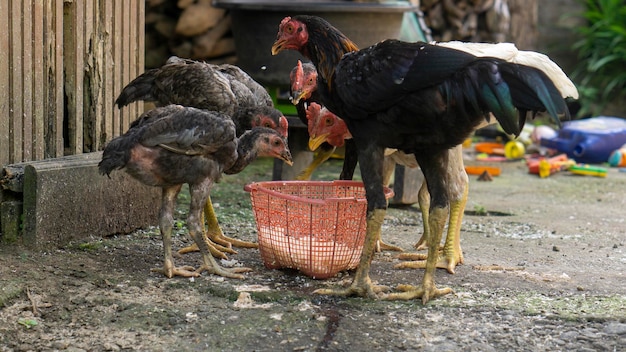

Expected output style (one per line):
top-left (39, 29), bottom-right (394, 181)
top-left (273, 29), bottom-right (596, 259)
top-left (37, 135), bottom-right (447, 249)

top-left (279, 150), bottom-right (293, 166)
top-left (271, 39), bottom-right (287, 56)
top-left (291, 91), bottom-right (307, 105)
top-left (308, 134), bottom-right (329, 151)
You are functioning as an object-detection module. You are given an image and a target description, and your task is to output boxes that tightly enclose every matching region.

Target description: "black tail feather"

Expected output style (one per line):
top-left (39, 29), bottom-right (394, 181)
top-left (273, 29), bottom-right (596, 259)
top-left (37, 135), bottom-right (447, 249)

top-left (499, 63), bottom-right (569, 126)
top-left (452, 60), bottom-right (570, 137)
top-left (450, 60), bottom-right (520, 135)
top-left (115, 69), bottom-right (158, 108)
top-left (98, 132), bottom-right (140, 176)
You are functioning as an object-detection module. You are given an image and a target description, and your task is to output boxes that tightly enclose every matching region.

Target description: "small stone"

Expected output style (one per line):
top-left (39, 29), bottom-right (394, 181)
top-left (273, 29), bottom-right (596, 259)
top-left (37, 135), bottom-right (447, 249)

top-left (477, 170), bottom-right (493, 181)
top-left (603, 322), bottom-right (626, 335)
top-left (552, 338), bottom-right (566, 345)
top-left (560, 331), bottom-right (579, 340)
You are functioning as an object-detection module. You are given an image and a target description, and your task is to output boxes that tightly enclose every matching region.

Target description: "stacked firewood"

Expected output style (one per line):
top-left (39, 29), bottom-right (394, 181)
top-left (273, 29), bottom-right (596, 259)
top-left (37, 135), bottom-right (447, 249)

top-left (145, 0), bottom-right (236, 68)
top-left (143, 0), bottom-right (528, 69)
top-left (420, 0), bottom-right (511, 43)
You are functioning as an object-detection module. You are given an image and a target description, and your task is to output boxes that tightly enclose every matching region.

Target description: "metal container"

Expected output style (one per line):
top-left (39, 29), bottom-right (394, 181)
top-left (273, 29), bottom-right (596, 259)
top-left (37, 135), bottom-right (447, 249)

top-left (213, 0), bottom-right (416, 87)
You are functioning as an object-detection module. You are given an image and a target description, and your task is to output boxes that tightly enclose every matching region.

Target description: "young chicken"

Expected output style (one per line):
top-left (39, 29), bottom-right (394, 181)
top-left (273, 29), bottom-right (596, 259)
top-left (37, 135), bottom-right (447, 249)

top-left (99, 105), bottom-right (292, 279)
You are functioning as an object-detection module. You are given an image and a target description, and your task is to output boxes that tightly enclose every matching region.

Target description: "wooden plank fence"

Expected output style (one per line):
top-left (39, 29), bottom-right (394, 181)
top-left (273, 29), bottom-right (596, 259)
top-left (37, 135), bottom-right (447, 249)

top-left (0, 0), bottom-right (145, 167)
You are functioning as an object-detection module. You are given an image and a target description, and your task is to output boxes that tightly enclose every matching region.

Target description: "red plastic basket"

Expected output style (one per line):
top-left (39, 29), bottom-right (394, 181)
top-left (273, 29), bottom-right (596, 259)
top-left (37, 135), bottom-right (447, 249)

top-left (244, 180), bottom-right (394, 279)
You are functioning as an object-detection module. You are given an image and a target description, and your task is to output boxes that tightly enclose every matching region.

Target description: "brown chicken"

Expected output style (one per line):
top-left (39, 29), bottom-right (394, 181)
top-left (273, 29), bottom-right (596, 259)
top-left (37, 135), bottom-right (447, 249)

top-left (99, 105), bottom-right (292, 279)
top-left (289, 60), bottom-right (337, 180)
top-left (115, 56), bottom-right (289, 256)
top-left (272, 15), bottom-right (575, 303)
top-left (290, 60), bottom-right (359, 181)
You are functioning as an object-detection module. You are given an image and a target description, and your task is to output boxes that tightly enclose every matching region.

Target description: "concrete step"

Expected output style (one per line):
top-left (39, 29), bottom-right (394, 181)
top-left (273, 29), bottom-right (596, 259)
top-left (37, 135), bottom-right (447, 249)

top-left (1, 152), bottom-right (160, 249)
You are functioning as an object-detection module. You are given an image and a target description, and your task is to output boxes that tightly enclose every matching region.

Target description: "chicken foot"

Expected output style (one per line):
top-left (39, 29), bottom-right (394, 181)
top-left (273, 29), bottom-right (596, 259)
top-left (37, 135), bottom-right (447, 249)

top-left (395, 181), bottom-right (467, 273)
top-left (187, 222), bottom-right (251, 279)
top-left (383, 207), bottom-right (453, 304)
top-left (314, 209), bottom-right (390, 298)
top-left (395, 146), bottom-right (468, 273)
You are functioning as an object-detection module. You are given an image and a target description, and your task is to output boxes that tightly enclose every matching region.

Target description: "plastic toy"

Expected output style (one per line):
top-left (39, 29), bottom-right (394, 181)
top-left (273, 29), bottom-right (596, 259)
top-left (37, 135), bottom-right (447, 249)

top-left (608, 148), bottom-right (626, 167)
top-left (568, 164), bottom-right (607, 177)
top-left (527, 153), bottom-right (574, 177)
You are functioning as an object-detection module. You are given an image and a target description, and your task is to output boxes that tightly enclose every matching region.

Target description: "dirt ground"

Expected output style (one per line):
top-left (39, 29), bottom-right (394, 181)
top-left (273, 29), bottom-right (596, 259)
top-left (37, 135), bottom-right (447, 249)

top-left (0, 156), bottom-right (625, 352)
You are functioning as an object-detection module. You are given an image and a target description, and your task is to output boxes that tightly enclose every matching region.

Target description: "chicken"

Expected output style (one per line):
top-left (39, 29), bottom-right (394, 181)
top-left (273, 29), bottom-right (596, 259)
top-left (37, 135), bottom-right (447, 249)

top-left (98, 105), bottom-right (293, 279)
top-left (289, 60), bottom-right (359, 181)
top-left (306, 102), bottom-right (465, 264)
top-left (115, 56), bottom-right (289, 256)
top-left (288, 60), bottom-right (337, 180)
top-left (272, 15), bottom-right (576, 303)
top-left (116, 56), bottom-right (280, 119)
top-left (295, 61), bottom-right (464, 261)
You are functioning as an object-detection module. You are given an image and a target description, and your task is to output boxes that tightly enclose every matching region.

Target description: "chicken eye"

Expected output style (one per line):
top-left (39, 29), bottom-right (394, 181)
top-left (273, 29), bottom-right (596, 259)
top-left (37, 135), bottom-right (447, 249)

top-left (264, 122), bottom-right (274, 128)
top-left (286, 24), bottom-right (294, 34)
top-left (325, 117), bottom-right (333, 126)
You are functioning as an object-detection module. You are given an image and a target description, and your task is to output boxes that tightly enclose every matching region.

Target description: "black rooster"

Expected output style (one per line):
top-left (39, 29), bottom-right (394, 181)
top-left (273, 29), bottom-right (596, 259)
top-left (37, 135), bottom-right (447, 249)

top-left (272, 15), bottom-right (576, 303)
top-left (99, 105), bottom-right (292, 279)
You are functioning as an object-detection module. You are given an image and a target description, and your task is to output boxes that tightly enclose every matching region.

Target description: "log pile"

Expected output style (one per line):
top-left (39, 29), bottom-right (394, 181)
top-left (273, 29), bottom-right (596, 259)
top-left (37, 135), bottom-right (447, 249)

top-left (420, 0), bottom-right (511, 43)
top-left (143, 0), bottom-right (531, 70)
top-left (145, 0), bottom-right (236, 68)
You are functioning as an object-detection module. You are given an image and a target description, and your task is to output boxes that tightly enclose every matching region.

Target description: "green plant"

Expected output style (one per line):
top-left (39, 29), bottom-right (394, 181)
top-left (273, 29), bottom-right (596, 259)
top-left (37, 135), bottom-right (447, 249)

top-left (17, 318), bottom-right (38, 329)
top-left (473, 204), bottom-right (488, 216)
top-left (572, 0), bottom-right (626, 116)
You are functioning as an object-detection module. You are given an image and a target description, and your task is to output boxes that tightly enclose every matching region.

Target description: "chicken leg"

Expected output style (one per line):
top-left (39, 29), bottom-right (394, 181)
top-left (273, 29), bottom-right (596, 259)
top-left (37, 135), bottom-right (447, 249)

top-left (383, 150), bottom-right (456, 303)
top-left (151, 186), bottom-right (199, 278)
top-left (375, 155), bottom-right (405, 252)
top-left (383, 206), bottom-right (454, 303)
top-left (178, 195), bottom-right (258, 257)
top-left (295, 144), bottom-right (336, 180)
top-left (395, 146), bottom-right (467, 273)
top-left (184, 181), bottom-right (251, 278)
top-left (314, 209), bottom-right (390, 298)
top-left (154, 181), bottom-right (251, 278)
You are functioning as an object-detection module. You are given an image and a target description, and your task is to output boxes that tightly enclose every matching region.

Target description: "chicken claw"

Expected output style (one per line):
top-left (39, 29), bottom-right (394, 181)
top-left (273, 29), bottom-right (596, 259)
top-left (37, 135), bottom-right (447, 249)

top-left (178, 241), bottom-right (236, 259)
top-left (376, 239), bottom-right (404, 252)
top-left (151, 257), bottom-right (199, 278)
top-left (194, 264), bottom-right (251, 280)
top-left (382, 283), bottom-right (453, 304)
top-left (395, 251), bottom-right (460, 274)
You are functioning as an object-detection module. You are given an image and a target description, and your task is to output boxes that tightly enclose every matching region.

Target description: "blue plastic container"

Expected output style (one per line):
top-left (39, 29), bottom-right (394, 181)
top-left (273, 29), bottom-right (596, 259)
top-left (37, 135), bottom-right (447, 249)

top-left (540, 116), bottom-right (626, 164)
